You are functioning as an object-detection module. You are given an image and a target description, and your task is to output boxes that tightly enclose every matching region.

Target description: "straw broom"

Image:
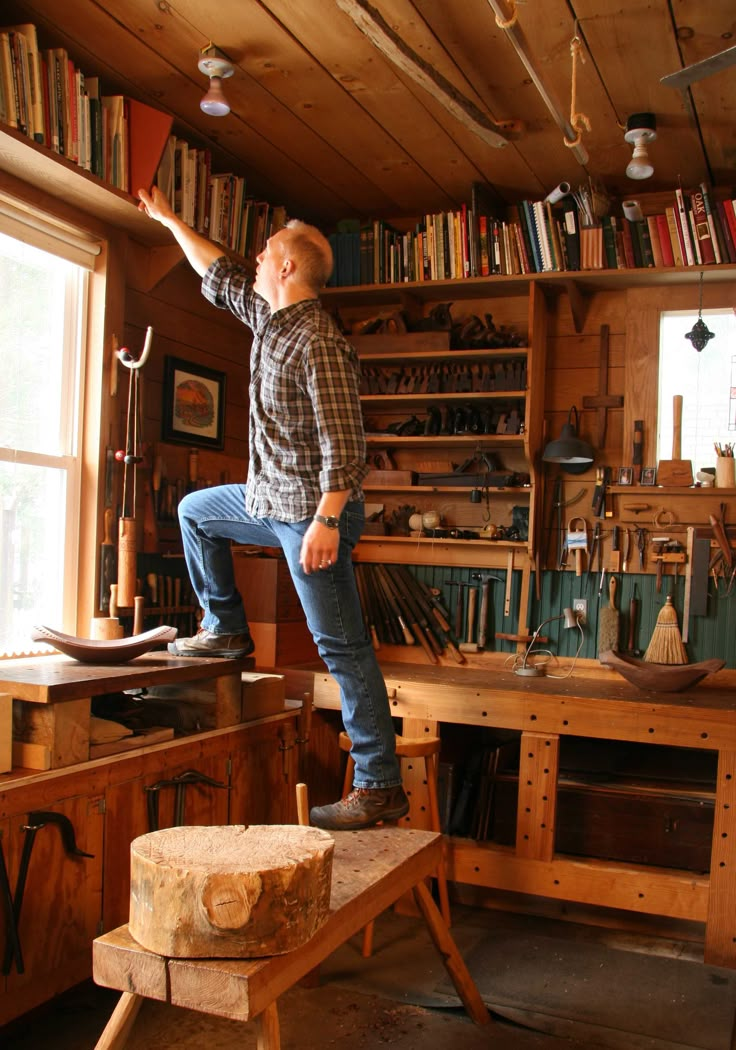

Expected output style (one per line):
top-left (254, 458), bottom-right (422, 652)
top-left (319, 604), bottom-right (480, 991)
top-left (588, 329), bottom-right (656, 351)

top-left (643, 595), bottom-right (688, 665)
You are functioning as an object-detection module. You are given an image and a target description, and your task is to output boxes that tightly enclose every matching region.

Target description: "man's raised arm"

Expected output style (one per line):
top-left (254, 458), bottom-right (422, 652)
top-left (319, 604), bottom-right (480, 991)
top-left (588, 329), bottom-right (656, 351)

top-left (138, 186), bottom-right (224, 277)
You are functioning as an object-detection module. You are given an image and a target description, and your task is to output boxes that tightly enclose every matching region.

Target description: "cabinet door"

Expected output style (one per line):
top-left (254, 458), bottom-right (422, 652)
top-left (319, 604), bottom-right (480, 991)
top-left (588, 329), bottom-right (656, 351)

top-left (230, 720), bottom-right (298, 826)
top-left (2, 796), bottom-right (104, 1007)
top-left (103, 753), bottom-right (230, 931)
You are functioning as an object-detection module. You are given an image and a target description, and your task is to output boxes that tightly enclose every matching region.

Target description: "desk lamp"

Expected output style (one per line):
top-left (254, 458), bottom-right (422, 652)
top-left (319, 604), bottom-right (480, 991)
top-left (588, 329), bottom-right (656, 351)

top-left (514, 607), bottom-right (581, 677)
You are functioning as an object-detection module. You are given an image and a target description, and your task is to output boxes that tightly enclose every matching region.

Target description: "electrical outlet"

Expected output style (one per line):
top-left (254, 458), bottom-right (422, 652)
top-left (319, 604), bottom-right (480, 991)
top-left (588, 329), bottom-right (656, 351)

top-left (573, 598), bottom-right (587, 624)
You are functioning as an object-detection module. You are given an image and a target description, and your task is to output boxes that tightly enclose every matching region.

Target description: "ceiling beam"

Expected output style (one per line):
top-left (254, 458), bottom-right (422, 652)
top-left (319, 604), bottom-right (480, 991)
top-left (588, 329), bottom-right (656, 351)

top-left (335, 0), bottom-right (522, 149)
top-left (484, 0), bottom-right (590, 167)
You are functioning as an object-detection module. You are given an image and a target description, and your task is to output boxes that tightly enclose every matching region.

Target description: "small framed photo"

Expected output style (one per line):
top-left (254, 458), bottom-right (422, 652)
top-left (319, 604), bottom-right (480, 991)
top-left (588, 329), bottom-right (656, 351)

top-left (162, 356), bottom-right (226, 449)
top-left (640, 466), bottom-right (657, 486)
top-left (618, 467), bottom-right (634, 486)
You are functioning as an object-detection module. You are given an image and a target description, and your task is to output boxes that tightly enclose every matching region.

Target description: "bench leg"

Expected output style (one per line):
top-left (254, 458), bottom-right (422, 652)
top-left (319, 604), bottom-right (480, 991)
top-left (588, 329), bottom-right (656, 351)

top-left (256, 1000), bottom-right (281, 1050)
top-left (94, 991), bottom-right (144, 1050)
top-left (412, 881), bottom-right (491, 1027)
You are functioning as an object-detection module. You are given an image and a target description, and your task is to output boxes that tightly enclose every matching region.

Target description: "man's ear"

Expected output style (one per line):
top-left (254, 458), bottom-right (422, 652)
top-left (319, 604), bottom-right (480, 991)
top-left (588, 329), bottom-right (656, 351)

top-left (280, 256), bottom-right (295, 277)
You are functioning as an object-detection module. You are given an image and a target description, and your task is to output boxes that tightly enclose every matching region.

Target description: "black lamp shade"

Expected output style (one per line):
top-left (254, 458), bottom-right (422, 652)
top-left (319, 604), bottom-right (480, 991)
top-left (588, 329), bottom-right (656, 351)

top-left (542, 406), bottom-right (595, 475)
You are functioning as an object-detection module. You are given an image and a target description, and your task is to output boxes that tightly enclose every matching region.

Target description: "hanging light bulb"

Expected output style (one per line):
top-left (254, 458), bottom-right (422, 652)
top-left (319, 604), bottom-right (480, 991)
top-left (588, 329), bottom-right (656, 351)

top-left (624, 113), bottom-right (657, 180)
top-left (685, 271), bottom-right (715, 352)
top-left (198, 44), bottom-right (234, 117)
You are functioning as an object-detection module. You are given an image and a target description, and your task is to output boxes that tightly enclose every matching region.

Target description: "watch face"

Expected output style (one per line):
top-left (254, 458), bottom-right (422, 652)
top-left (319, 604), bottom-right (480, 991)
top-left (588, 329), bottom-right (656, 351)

top-left (316, 514), bottom-right (340, 528)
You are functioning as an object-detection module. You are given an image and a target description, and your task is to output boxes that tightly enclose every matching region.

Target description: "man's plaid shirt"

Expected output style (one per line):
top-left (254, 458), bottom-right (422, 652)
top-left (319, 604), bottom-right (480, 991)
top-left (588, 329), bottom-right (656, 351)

top-left (202, 257), bottom-right (367, 522)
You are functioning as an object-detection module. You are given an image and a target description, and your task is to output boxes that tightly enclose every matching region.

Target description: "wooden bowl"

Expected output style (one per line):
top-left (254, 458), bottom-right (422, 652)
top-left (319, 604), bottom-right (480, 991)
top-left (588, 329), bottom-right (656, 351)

top-left (599, 650), bottom-right (725, 692)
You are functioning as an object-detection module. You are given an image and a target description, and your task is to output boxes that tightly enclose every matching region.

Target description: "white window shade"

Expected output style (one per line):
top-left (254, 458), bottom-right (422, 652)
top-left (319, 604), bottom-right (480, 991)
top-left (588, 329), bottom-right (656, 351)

top-left (0, 194), bottom-right (102, 270)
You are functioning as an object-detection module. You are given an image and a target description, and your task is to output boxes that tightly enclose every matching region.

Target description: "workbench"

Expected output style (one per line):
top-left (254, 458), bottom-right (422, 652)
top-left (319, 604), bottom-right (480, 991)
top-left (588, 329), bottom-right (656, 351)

top-left (92, 827), bottom-right (490, 1049)
top-left (303, 662), bottom-right (736, 968)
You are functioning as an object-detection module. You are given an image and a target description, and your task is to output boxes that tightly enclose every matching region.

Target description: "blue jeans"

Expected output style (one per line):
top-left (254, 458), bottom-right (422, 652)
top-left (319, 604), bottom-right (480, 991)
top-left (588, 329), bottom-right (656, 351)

top-left (177, 485), bottom-right (401, 790)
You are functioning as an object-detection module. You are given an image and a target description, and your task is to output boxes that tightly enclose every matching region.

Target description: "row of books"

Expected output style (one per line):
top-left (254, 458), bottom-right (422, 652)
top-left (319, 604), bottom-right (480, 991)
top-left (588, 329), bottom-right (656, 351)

top-left (0, 21), bottom-right (287, 263)
top-left (155, 136), bottom-right (287, 257)
top-left (327, 186), bottom-right (736, 287)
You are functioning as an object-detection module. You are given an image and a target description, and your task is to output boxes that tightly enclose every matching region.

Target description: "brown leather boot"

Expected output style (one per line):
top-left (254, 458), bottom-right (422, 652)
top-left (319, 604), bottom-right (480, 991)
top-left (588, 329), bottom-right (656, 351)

top-left (310, 785), bottom-right (409, 831)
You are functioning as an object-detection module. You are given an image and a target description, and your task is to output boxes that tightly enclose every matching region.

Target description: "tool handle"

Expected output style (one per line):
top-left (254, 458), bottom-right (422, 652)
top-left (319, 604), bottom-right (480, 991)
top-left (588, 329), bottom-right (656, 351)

top-left (609, 574), bottom-right (617, 611)
top-left (628, 597), bottom-right (639, 651)
top-left (672, 395), bottom-right (683, 459)
top-left (466, 586), bottom-right (478, 641)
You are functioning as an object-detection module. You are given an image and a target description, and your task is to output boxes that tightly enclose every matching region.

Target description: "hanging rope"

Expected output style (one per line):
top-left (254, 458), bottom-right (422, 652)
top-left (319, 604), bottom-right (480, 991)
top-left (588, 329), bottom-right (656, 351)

top-left (494, 1), bottom-right (518, 29)
top-left (564, 34), bottom-right (591, 149)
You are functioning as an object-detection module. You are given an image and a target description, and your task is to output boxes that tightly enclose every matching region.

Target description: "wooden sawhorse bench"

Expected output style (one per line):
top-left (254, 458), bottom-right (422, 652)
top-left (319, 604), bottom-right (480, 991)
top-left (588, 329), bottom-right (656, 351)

top-left (92, 827), bottom-right (490, 1049)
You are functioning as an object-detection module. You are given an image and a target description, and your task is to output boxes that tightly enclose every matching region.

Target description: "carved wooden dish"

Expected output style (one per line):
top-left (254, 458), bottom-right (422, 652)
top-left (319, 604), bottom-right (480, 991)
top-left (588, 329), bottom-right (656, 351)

top-left (599, 650), bottom-right (725, 692)
top-left (31, 624), bottom-right (177, 664)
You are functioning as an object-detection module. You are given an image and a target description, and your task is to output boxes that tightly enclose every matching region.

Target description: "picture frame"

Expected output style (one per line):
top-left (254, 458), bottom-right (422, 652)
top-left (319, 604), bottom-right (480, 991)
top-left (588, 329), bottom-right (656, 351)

top-left (162, 356), bottom-right (226, 450)
top-left (640, 466), bottom-right (657, 486)
top-left (618, 467), bottom-right (634, 486)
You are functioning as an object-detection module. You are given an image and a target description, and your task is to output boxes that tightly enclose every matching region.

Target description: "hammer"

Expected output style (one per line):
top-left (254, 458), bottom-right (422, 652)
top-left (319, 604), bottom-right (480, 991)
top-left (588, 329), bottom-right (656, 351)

top-left (471, 573), bottom-right (503, 649)
top-left (459, 586), bottom-right (480, 653)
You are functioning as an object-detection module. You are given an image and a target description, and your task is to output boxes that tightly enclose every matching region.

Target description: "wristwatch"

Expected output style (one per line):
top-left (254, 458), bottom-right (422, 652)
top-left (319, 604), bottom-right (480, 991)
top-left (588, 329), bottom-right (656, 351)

top-left (314, 513), bottom-right (340, 529)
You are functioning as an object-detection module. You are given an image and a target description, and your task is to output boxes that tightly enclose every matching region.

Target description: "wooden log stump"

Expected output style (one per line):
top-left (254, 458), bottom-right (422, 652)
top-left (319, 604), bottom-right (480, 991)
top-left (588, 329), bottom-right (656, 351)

top-left (129, 824), bottom-right (334, 958)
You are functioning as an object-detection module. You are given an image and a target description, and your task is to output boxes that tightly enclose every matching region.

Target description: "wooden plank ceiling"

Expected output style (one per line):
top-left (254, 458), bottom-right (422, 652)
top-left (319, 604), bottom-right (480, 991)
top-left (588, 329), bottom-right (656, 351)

top-left (5, 0), bottom-right (735, 226)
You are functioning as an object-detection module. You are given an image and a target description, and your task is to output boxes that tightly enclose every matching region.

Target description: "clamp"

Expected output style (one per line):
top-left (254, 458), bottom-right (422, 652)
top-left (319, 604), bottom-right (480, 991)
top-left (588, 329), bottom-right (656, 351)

top-left (566, 516), bottom-right (589, 577)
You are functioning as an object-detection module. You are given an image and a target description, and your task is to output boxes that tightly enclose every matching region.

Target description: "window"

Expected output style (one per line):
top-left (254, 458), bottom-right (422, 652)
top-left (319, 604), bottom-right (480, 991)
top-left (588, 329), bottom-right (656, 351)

top-left (657, 309), bottom-right (736, 472)
top-left (0, 211), bottom-right (95, 657)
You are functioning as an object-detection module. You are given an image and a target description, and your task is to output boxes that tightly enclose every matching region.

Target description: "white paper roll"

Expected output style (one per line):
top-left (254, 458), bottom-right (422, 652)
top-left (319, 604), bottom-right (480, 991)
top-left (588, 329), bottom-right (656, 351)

top-left (544, 182), bottom-right (571, 205)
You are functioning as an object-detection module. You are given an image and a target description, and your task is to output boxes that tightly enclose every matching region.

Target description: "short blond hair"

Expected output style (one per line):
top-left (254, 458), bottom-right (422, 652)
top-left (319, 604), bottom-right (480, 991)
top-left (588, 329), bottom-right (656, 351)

top-left (283, 219), bottom-right (333, 290)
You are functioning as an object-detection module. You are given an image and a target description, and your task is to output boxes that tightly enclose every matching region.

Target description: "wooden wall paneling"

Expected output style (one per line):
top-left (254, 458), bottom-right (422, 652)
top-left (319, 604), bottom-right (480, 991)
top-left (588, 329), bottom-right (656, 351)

top-left (262, 1), bottom-right (493, 211)
top-left (185, 0), bottom-right (448, 215)
top-left (229, 719), bottom-right (298, 826)
top-left (414, 0), bottom-right (622, 195)
top-left (11, 0), bottom-right (363, 221)
top-left (571, 0), bottom-right (708, 191)
top-left (663, 0), bottom-right (736, 186)
top-left (2, 795), bottom-right (104, 1008)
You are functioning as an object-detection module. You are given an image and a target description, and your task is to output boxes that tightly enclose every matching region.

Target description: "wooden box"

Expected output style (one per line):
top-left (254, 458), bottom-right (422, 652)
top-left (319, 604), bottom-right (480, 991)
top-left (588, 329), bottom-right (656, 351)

top-left (241, 672), bottom-right (286, 720)
top-left (232, 554), bottom-right (319, 668)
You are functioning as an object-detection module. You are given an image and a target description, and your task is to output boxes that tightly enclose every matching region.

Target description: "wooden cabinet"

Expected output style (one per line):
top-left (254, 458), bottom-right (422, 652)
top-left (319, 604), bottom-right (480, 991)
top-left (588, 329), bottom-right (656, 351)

top-left (322, 278), bottom-right (547, 576)
top-left (0, 791), bottom-right (104, 1023)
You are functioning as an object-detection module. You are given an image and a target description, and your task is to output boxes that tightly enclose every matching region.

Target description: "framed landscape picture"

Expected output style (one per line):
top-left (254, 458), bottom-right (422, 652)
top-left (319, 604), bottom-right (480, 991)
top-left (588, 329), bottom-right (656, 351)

top-left (162, 356), bottom-right (226, 450)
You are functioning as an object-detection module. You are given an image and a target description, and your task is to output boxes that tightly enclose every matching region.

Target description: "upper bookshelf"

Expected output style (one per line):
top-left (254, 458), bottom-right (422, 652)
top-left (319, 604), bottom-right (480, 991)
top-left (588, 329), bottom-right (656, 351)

top-left (320, 262), bottom-right (736, 308)
top-left (0, 120), bottom-right (175, 246)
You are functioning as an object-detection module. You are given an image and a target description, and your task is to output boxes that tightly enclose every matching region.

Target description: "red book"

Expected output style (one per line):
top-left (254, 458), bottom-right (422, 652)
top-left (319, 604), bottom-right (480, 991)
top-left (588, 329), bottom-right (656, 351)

top-left (688, 189), bottom-right (716, 263)
top-left (127, 97), bottom-right (174, 197)
top-left (655, 213), bottom-right (674, 267)
top-left (721, 201), bottom-right (736, 261)
top-left (716, 200), bottom-right (736, 263)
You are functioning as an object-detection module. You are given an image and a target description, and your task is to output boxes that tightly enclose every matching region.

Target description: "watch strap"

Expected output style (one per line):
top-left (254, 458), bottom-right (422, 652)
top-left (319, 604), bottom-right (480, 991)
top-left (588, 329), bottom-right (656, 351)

top-left (314, 513), bottom-right (340, 529)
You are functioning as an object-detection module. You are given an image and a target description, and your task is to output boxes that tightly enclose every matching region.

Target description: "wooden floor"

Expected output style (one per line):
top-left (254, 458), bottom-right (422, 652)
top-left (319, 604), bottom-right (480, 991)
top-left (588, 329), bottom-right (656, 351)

top-left (0, 905), bottom-right (727, 1050)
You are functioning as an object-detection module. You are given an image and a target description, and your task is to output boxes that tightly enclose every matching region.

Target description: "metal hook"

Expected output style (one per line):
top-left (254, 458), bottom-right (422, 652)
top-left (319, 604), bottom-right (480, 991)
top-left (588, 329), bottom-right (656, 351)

top-left (117, 326), bottom-right (153, 370)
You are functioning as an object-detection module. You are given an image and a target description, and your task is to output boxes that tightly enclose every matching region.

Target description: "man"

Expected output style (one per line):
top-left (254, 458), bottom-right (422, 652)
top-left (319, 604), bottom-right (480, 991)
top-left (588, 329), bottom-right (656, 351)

top-left (137, 186), bottom-right (407, 831)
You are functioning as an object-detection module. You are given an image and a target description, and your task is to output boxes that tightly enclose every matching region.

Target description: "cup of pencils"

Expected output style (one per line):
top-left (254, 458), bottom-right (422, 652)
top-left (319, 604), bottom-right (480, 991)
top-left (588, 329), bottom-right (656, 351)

top-left (715, 443), bottom-right (735, 488)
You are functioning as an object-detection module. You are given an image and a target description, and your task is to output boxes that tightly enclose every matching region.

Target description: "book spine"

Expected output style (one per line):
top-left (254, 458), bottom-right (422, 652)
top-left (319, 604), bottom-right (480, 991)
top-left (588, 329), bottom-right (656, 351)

top-left (646, 215), bottom-right (663, 268)
top-left (665, 206), bottom-right (684, 265)
top-left (655, 214), bottom-right (674, 267)
top-left (601, 216), bottom-right (617, 269)
top-left (699, 184), bottom-right (722, 264)
top-left (716, 200), bottom-right (736, 263)
top-left (689, 188), bottom-right (716, 263)
top-left (675, 187), bottom-right (695, 265)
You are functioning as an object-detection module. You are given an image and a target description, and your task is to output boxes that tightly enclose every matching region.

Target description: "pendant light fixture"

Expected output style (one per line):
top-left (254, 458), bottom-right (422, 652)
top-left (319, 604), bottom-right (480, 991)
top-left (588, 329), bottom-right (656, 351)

top-left (542, 406), bottom-right (595, 474)
top-left (685, 272), bottom-right (715, 352)
top-left (198, 44), bottom-right (235, 117)
top-left (624, 113), bottom-right (657, 180)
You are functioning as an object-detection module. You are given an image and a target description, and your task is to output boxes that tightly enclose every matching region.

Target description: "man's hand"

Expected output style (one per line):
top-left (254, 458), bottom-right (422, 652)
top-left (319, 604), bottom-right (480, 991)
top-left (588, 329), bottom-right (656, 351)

top-left (137, 186), bottom-right (176, 227)
top-left (137, 186), bottom-right (223, 277)
top-left (300, 520), bottom-right (340, 575)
